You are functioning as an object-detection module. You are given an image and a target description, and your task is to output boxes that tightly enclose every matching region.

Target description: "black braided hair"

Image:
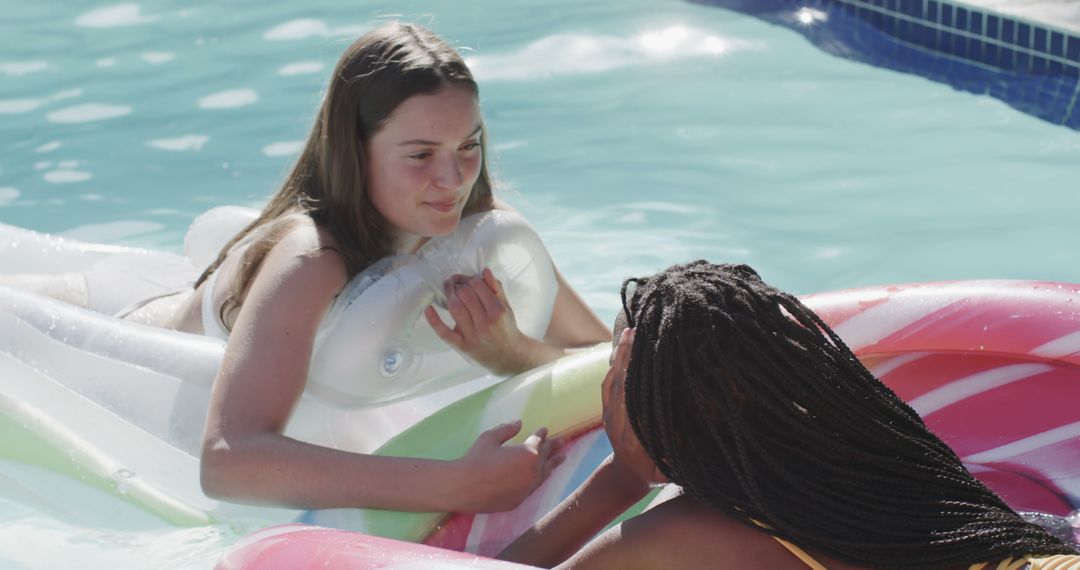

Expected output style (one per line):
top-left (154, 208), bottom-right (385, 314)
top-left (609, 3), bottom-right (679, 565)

top-left (619, 260), bottom-right (1076, 569)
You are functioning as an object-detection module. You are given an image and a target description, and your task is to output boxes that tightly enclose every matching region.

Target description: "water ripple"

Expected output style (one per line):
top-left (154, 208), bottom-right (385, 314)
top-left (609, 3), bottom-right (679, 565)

top-left (47, 103), bottom-right (132, 123)
top-left (0, 188), bottom-right (19, 206)
top-left (61, 220), bottom-right (164, 242)
top-left (140, 52), bottom-right (174, 64)
top-left (0, 99), bottom-right (41, 114)
top-left (44, 170), bottom-right (92, 183)
top-left (262, 141), bottom-right (304, 156)
top-left (147, 135), bottom-right (209, 151)
top-left (262, 19), bottom-right (369, 41)
top-left (0, 62), bottom-right (51, 76)
top-left (197, 89), bottom-right (258, 109)
top-left (278, 61), bottom-right (324, 76)
top-left (467, 26), bottom-right (754, 81)
top-left (75, 3), bottom-right (159, 28)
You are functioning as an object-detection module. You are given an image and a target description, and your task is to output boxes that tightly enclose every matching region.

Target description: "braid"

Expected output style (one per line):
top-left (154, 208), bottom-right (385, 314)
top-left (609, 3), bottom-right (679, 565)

top-left (620, 260), bottom-right (1076, 569)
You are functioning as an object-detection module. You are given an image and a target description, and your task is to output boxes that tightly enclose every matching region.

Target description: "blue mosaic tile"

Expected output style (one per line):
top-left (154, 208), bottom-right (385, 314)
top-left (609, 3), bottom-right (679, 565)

top-left (883, 14), bottom-right (898, 35)
top-left (687, 0), bottom-right (1080, 129)
top-left (1050, 32), bottom-right (1064, 57)
top-left (1017, 51), bottom-right (1031, 72)
top-left (910, 22), bottom-right (934, 46)
top-left (1017, 23), bottom-right (1031, 48)
top-left (955, 8), bottom-right (968, 32)
top-left (1033, 56), bottom-right (1047, 75)
top-left (1002, 19), bottom-right (1015, 44)
top-left (997, 46), bottom-right (1013, 68)
top-left (901, 0), bottom-right (921, 18)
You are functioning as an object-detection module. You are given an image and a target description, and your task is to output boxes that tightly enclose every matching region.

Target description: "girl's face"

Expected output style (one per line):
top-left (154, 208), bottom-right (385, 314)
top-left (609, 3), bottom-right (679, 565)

top-left (366, 85), bottom-right (483, 252)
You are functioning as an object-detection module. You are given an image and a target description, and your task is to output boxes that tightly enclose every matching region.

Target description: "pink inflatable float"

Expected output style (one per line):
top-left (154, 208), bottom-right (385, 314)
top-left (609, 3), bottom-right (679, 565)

top-left (219, 280), bottom-right (1080, 569)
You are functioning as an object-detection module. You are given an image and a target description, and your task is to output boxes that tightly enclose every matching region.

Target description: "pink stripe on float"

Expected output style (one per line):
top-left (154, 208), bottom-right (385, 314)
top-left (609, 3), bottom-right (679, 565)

top-left (1032, 330), bottom-right (1080, 360)
top-left (920, 365), bottom-right (1080, 458)
top-left (830, 288), bottom-right (960, 352)
top-left (920, 367), bottom-right (1080, 455)
top-left (816, 281), bottom-right (1080, 365)
top-left (802, 286), bottom-right (892, 330)
top-left (908, 363), bottom-right (1054, 416)
top-left (877, 353), bottom-right (1023, 403)
top-left (964, 421), bottom-right (1080, 464)
top-left (868, 352), bottom-right (930, 380)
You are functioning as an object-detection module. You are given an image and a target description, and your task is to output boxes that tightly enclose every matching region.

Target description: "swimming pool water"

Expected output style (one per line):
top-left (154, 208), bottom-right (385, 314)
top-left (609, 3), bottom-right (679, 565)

top-left (2, 0), bottom-right (1079, 567)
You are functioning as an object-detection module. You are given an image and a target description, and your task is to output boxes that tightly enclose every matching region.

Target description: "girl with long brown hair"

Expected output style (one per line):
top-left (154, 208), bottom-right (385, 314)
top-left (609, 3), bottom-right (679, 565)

top-left (4, 22), bottom-right (609, 514)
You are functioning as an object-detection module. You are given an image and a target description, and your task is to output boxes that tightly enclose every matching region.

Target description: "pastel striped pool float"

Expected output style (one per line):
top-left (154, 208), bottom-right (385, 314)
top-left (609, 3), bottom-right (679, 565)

top-left (219, 279), bottom-right (1080, 568)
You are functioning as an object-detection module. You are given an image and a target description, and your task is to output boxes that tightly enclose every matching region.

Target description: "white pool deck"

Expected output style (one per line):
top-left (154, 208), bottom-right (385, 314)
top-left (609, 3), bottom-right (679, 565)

top-left (956, 0), bottom-right (1080, 34)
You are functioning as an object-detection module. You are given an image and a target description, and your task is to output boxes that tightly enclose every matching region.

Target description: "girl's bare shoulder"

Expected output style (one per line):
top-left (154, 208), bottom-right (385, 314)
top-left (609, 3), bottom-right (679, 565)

top-left (244, 216), bottom-right (348, 299)
top-left (565, 494), bottom-right (863, 570)
top-left (645, 495), bottom-right (873, 570)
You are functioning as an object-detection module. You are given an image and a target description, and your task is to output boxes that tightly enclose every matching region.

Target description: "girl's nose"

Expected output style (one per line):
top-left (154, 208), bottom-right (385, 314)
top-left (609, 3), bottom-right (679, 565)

top-left (434, 153), bottom-right (464, 189)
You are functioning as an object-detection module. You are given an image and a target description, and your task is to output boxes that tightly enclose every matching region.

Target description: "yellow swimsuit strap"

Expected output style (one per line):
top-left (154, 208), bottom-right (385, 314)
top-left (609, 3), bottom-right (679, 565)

top-left (968, 558), bottom-right (1031, 570)
top-left (971, 555), bottom-right (1080, 570)
top-left (749, 518), bottom-right (828, 570)
top-left (772, 535), bottom-right (829, 570)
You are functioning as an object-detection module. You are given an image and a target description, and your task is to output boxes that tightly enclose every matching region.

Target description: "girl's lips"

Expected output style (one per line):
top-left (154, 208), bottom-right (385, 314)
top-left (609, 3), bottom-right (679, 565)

top-left (425, 200), bottom-right (457, 213)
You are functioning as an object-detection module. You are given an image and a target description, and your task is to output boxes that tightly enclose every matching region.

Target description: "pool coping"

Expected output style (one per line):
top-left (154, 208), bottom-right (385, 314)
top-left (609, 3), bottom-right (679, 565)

top-left (695, 0), bottom-right (1080, 128)
top-left (804, 0), bottom-right (1080, 78)
top-left (952, 0), bottom-right (1080, 36)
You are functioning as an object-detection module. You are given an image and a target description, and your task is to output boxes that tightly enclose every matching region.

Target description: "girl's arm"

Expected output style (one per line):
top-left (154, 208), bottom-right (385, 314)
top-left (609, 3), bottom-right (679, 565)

top-left (200, 228), bottom-right (559, 512)
top-left (498, 454), bottom-right (651, 568)
top-left (545, 265), bottom-right (611, 347)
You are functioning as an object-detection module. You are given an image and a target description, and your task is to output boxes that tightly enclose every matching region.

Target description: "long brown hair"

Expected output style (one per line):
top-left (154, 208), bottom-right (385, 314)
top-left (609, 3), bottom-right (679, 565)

top-left (194, 21), bottom-right (495, 323)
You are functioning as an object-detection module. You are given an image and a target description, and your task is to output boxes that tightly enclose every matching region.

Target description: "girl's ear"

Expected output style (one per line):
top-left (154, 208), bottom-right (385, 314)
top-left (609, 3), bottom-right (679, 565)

top-left (651, 463), bottom-right (670, 485)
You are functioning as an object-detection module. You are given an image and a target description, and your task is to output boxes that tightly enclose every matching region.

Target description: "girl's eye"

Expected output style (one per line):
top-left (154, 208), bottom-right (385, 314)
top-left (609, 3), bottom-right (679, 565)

top-left (461, 141), bottom-right (481, 151)
top-left (408, 152), bottom-right (432, 160)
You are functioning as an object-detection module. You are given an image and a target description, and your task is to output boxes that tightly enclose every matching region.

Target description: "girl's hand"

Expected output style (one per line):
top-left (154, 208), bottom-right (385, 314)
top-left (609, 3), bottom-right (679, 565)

top-left (602, 328), bottom-right (667, 493)
top-left (454, 419), bottom-right (565, 513)
top-left (425, 268), bottom-right (533, 375)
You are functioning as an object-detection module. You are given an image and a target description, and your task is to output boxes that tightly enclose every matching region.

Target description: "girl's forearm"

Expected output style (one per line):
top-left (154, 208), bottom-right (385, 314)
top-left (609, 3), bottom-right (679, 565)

top-left (201, 431), bottom-right (465, 512)
top-left (498, 455), bottom-right (649, 568)
top-left (508, 335), bottom-right (606, 376)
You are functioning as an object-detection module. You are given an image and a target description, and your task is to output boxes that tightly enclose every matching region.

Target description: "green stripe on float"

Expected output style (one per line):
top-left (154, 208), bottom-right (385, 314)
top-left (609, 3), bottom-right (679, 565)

top-left (0, 355), bottom-right (212, 527)
top-left (359, 344), bottom-right (610, 542)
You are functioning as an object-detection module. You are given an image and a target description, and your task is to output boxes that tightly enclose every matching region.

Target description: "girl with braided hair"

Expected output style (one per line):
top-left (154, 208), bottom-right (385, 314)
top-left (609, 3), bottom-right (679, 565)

top-left (500, 260), bottom-right (1080, 569)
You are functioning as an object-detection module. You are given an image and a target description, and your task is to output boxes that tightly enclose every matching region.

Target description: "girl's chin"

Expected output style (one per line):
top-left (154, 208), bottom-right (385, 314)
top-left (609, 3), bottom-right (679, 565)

top-left (424, 216), bottom-right (463, 237)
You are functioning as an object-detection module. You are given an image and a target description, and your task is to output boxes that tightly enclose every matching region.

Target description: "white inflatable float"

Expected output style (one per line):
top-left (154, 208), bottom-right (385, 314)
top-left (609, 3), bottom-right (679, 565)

top-left (0, 206), bottom-right (608, 536)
